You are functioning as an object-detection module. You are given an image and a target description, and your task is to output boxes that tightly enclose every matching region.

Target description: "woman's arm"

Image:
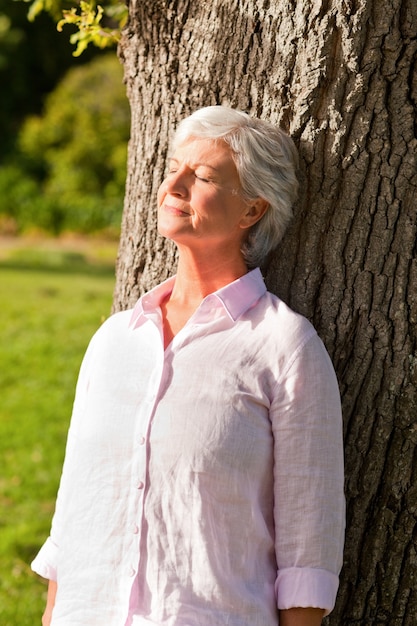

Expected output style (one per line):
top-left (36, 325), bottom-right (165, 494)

top-left (279, 608), bottom-right (324, 626)
top-left (42, 580), bottom-right (57, 626)
top-left (271, 333), bottom-right (345, 614)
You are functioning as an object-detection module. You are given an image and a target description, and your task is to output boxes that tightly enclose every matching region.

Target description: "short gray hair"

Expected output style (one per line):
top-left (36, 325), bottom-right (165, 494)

top-left (173, 106), bottom-right (299, 267)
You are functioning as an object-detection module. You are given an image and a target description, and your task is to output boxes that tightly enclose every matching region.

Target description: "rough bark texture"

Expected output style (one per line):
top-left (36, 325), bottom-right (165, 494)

top-left (115, 1), bottom-right (417, 623)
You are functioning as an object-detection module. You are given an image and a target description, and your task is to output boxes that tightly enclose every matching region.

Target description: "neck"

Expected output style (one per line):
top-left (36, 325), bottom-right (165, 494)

top-left (170, 245), bottom-right (249, 306)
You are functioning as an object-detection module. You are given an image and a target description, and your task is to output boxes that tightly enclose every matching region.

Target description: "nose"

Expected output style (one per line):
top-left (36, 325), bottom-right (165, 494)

top-left (163, 167), bottom-right (190, 197)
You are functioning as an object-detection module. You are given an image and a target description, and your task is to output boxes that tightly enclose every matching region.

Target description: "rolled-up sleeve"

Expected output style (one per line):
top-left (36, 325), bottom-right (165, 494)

top-left (271, 332), bottom-right (345, 615)
top-left (31, 537), bottom-right (59, 581)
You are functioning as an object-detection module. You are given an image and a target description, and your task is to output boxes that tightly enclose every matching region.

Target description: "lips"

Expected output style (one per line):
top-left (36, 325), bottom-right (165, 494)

top-left (163, 204), bottom-right (190, 216)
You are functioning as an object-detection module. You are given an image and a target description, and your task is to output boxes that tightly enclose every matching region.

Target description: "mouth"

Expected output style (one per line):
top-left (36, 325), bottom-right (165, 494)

top-left (162, 204), bottom-right (190, 217)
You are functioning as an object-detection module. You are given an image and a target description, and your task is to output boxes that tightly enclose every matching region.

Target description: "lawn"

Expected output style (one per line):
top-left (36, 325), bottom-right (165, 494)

top-left (0, 238), bottom-right (118, 625)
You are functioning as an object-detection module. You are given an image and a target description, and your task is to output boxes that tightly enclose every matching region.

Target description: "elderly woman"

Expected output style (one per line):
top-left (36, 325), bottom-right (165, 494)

top-left (32, 106), bottom-right (345, 626)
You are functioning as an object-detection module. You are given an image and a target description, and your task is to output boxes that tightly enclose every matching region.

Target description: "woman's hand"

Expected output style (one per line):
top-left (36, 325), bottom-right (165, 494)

top-left (42, 580), bottom-right (57, 626)
top-left (279, 607), bottom-right (324, 626)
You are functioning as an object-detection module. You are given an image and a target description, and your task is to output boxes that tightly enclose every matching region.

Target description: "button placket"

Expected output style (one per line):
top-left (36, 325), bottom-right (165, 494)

top-left (131, 337), bottom-right (165, 564)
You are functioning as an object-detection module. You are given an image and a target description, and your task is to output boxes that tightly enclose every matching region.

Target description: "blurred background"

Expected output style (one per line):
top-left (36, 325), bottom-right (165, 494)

top-left (0, 0), bottom-right (129, 237)
top-left (0, 2), bottom-right (128, 622)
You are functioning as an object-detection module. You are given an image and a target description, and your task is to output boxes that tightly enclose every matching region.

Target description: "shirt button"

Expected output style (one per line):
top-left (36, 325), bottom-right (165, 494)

top-left (137, 481), bottom-right (144, 489)
top-left (128, 567), bottom-right (136, 577)
top-left (133, 525), bottom-right (139, 534)
top-left (138, 435), bottom-right (145, 445)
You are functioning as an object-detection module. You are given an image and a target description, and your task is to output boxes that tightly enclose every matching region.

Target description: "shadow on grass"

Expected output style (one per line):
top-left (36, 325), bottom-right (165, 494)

top-left (0, 249), bottom-right (115, 277)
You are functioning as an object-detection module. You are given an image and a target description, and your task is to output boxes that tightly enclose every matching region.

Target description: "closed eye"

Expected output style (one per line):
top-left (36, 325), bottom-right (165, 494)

top-left (195, 174), bottom-right (210, 183)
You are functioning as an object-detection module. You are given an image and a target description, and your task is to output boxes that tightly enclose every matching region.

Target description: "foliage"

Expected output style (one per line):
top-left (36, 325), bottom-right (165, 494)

top-left (0, 53), bottom-right (130, 236)
top-left (0, 241), bottom-right (116, 626)
top-left (22, 0), bottom-right (127, 56)
top-left (0, 0), bottom-right (99, 159)
top-left (58, 1), bottom-right (127, 56)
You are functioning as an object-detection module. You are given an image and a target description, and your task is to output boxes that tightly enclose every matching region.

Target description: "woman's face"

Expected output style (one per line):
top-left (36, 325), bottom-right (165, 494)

top-left (157, 138), bottom-right (258, 253)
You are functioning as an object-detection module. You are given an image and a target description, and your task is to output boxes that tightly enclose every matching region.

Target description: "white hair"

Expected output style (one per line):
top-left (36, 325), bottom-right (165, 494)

top-left (172, 106), bottom-right (299, 267)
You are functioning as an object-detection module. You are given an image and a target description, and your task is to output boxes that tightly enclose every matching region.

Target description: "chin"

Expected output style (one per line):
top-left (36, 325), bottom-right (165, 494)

top-left (157, 221), bottom-right (180, 242)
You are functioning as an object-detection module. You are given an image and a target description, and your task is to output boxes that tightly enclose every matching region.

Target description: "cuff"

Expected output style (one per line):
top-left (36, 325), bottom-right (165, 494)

top-left (275, 567), bottom-right (339, 617)
top-left (31, 537), bottom-right (58, 581)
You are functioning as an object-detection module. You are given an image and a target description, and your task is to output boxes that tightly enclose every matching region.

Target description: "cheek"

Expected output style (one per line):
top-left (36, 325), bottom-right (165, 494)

top-left (157, 182), bottom-right (166, 206)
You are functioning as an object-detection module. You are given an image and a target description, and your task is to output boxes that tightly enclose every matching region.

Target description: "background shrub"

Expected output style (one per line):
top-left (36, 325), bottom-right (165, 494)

top-left (1, 53), bottom-right (130, 236)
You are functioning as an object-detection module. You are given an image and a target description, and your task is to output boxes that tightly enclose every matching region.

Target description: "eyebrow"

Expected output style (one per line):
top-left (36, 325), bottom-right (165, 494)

top-left (169, 157), bottom-right (221, 172)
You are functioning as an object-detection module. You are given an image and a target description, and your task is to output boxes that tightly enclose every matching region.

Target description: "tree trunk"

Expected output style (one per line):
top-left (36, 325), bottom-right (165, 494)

top-left (115, 1), bottom-right (417, 623)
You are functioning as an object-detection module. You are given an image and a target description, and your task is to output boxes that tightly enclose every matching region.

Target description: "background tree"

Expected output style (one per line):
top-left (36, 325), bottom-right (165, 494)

top-left (16, 53), bottom-right (129, 234)
top-left (0, 0), bottom-right (100, 160)
top-left (113, 1), bottom-right (417, 624)
top-left (0, 0), bottom-right (123, 236)
top-left (0, 48), bottom-right (129, 235)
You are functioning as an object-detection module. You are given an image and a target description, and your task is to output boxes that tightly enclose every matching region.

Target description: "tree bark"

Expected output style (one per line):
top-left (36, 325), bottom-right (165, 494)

top-left (115, 0), bottom-right (417, 623)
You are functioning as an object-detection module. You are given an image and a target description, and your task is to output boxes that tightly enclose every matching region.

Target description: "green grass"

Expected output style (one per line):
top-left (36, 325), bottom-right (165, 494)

top-left (0, 239), bottom-right (117, 625)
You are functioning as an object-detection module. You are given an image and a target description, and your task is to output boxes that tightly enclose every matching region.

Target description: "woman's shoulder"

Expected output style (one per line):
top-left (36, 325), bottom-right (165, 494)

top-left (87, 307), bottom-right (135, 346)
top-left (260, 289), bottom-right (316, 334)
top-left (242, 289), bottom-right (320, 362)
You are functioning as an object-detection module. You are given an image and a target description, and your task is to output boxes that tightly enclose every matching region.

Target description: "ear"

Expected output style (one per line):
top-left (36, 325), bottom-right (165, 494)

top-left (239, 198), bottom-right (269, 230)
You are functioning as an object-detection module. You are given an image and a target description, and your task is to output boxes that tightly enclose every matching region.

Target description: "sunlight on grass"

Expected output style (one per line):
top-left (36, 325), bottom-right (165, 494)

top-left (0, 239), bottom-right (117, 625)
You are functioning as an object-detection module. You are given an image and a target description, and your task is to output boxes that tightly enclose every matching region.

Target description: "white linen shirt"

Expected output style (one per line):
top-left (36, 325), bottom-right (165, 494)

top-left (32, 268), bottom-right (345, 626)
